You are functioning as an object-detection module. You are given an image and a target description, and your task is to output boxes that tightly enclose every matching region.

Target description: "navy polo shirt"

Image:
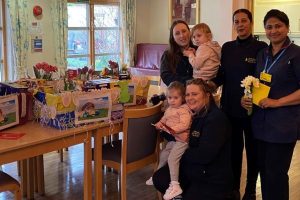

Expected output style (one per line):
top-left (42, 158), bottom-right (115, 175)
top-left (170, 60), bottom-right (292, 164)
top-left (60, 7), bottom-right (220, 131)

top-left (252, 37), bottom-right (300, 143)
top-left (213, 35), bottom-right (267, 118)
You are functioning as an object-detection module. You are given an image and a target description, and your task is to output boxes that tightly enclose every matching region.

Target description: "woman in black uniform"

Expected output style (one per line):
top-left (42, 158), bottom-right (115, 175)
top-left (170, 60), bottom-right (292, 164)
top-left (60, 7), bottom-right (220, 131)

top-left (213, 9), bottom-right (267, 200)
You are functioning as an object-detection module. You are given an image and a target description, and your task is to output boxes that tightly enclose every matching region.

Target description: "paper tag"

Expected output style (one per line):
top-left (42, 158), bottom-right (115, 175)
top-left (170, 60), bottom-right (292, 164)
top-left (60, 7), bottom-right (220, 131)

top-left (260, 72), bottom-right (272, 83)
top-left (252, 83), bottom-right (271, 106)
top-left (0, 132), bottom-right (25, 140)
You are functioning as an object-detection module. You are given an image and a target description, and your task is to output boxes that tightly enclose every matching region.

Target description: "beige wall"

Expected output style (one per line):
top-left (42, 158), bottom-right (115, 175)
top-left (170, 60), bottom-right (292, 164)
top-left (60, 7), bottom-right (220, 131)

top-left (136, 0), bottom-right (150, 44)
top-left (136, 0), bottom-right (169, 44)
top-left (26, 1), bottom-right (55, 76)
top-left (200, 0), bottom-right (233, 45)
top-left (136, 0), bottom-right (235, 46)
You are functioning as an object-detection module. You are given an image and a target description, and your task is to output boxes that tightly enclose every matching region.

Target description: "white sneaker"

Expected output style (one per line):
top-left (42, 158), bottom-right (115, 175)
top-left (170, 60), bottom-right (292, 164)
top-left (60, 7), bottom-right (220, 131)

top-left (163, 181), bottom-right (183, 200)
top-left (145, 177), bottom-right (153, 185)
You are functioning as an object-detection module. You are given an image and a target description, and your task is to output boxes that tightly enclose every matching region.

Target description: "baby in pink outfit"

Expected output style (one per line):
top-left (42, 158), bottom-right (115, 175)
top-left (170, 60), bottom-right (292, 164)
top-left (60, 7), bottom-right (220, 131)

top-left (146, 81), bottom-right (192, 200)
top-left (184, 23), bottom-right (221, 81)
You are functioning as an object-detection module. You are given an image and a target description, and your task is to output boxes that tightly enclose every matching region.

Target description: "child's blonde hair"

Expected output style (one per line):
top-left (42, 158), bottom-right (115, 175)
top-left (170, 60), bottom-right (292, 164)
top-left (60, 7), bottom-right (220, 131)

top-left (167, 81), bottom-right (186, 101)
top-left (191, 23), bottom-right (213, 40)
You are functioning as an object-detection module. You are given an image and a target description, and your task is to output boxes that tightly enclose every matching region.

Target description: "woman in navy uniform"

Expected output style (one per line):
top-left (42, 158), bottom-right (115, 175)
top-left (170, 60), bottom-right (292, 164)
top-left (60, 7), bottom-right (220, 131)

top-left (242, 9), bottom-right (300, 200)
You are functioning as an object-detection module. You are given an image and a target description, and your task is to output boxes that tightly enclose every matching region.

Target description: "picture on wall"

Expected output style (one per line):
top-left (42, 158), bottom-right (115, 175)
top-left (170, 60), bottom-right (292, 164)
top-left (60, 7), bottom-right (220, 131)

top-left (0, 95), bottom-right (19, 131)
top-left (169, 0), bottom-right (199, 27)
top-left (75, 93), bottom-right (112, 125)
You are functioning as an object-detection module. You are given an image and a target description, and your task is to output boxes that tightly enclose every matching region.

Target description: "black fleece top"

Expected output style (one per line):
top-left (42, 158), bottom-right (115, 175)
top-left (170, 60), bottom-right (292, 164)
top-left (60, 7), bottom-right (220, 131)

top-left (181, 104), bottom-right (233, 198)
top-left (213, 35), bottom-right (267, 118)
top-left (160, 50), bottom-right (193, 86)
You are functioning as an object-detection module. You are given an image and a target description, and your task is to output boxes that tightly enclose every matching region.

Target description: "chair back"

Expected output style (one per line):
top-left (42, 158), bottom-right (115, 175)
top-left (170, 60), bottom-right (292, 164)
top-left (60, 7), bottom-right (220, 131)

top-left (122, 101), bottom-right (163, 164)
top-left (0, 171), bottom-right (21, 200)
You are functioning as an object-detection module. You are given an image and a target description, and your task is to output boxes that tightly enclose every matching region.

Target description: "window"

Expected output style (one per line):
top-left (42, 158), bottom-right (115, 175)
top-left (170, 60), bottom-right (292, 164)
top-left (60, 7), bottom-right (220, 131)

top-left (94, 4), bottom-right (120, 70)
top-left (67, 3), bottom-right (90, 69)
top-left (67, 1), bottom-right (121, 71)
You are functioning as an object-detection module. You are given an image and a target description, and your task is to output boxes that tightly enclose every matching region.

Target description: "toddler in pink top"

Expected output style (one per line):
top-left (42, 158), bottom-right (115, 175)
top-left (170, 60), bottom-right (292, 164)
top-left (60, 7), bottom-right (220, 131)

top-left (184, 23), bottom-right (221, 81)
top-left (146, 81), bottom-right (192, 200)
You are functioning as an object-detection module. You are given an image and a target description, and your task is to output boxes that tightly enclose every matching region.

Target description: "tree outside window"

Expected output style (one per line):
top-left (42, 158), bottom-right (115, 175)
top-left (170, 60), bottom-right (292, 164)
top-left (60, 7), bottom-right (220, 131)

top-left (67, 2), bottom-right (121, 71)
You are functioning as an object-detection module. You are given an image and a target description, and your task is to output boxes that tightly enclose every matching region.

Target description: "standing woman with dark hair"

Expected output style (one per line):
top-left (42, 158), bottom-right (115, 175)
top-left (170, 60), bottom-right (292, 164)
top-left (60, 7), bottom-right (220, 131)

top-left (212, 9), bottom-right (267, 200)
top-left (160, 20), bottom-right (194, 86)
top-left (242, 9), bottom-right (300, 200)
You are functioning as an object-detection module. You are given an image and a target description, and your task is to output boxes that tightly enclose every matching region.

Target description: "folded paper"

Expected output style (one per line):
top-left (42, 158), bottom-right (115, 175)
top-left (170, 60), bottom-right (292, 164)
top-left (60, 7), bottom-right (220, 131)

top-left (252, 83), bottom-right (270, 106)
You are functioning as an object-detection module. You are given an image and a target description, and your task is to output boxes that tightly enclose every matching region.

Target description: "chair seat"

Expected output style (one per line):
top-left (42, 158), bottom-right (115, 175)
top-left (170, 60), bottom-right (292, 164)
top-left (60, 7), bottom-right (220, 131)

top-left (0, 171), bottom-right (20, 191)
top-left (102, 140), bottom-right (122, 163)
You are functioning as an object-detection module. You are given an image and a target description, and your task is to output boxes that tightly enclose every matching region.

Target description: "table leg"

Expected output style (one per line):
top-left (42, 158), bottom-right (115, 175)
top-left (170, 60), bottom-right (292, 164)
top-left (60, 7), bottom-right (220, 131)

top-left (27, 158), bottom-right (34, 199)
top-left (36, 155), bottom-right (45, 195)
top-left (17, 161), bottom-right (21, 176)
top-left (21, 160), bottom-right (27, 197)
top-left (94, 131), bottom-right (102, 200)
top-left (33, 157), bottom-right (38, 193)
top-left (84, 131), bottom-right (92, 200)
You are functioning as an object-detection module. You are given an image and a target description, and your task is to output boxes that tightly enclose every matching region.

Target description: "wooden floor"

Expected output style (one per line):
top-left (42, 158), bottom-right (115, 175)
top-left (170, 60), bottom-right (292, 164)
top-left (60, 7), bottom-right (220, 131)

top-left (1, 141), bottom-right (300, 200)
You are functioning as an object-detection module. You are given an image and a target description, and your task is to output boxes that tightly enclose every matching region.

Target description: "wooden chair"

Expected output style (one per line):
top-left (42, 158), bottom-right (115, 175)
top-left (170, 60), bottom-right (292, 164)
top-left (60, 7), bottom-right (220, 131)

top-left (102, 101), bottom-right (163, 200)
top-left (0, 171), bottom-right (21, 200)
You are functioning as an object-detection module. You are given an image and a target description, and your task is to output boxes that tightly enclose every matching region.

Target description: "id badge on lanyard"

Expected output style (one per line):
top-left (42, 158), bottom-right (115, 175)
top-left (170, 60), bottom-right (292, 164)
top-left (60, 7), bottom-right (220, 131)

top-left (261, 48), bottom-right (287, 83)
top-left (260, 72), bottom-right (272, 83)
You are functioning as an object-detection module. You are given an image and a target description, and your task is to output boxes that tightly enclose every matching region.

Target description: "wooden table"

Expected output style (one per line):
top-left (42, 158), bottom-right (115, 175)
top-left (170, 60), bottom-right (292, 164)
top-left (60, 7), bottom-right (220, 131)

top-left (0, 121), bottom-right (99, 200)
top-left (0, 104), bottom-right (151, 200)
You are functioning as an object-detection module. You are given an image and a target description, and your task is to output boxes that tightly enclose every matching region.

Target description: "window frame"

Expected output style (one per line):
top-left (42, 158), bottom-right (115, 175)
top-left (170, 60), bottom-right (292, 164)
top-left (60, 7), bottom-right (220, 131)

top-left (67, 0), bottom-right (121, 70)
top-left (0, 0), bottom-right (7, 81)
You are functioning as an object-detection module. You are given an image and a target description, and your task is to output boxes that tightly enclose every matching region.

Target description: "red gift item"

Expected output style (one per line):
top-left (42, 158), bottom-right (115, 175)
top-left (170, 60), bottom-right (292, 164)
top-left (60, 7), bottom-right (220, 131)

top-left (161, 122), bottom-right (176, 135)
top-left (0, 132), bottom-right (25, 140)
top-left (67, 69), bottom-right (78, 79)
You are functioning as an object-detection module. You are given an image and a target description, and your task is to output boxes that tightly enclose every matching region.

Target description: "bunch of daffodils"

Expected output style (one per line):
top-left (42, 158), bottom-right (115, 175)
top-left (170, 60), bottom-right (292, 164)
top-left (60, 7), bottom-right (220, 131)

top-left (241, 76), bottom-right (259, 97)
top-left (241, 75), bottom-right (260, 115)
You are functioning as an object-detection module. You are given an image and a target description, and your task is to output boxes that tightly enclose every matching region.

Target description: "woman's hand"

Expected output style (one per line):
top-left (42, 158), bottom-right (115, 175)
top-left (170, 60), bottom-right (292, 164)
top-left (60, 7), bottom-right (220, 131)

top-left (259, 98), bottom-right (280, 109)
top-left (241, 96), bottom-right (252, 110)
top-left (183, 48), bottom-right (195, 57)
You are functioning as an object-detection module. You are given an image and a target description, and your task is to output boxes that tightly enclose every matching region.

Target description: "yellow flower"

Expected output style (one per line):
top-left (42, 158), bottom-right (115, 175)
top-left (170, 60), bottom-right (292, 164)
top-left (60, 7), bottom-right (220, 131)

top-left (241, 75), bottom-right (260, 95)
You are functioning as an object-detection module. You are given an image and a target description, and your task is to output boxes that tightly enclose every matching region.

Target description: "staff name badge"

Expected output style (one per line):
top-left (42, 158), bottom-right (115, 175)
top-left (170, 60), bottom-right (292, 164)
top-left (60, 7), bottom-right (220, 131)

top-left (260, 72), bottom-right (272, 83)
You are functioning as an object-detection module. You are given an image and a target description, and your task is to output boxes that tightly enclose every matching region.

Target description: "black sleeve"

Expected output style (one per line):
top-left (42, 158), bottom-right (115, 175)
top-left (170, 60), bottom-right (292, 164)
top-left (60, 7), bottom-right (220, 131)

top-left (211, 44), bottom-right (226, 87)
top-left (184, 112), bottom-right (231, 165)
top-left (212, 64), bottom-right (224, 87)
top-left (160, 51), bottom-right (176, 86)
top-left (160, 131), bottom-right (176, 142)
top-left (291, 45), bottom-right (300, 83)
top-left (160, 51), bottom-right (192, 86)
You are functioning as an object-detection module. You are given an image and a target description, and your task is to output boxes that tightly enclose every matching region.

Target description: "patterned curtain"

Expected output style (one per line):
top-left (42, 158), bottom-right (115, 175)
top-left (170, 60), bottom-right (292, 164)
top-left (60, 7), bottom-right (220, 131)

top-left (120, 0), bottom-right (136, 66)
top-left (50, 0), bottom-right (68, 75)
top-left (6, 0), bottom-right (29, 80)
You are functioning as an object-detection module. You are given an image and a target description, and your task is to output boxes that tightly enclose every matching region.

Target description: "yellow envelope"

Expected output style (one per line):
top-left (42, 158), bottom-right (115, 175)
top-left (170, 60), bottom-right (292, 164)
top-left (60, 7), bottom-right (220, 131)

top-left (252, 83), bottom-right (270, 106)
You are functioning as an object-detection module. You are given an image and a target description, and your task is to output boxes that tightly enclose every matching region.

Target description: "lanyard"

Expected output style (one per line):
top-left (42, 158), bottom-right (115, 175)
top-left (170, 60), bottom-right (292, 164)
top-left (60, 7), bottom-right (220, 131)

top-left (263, 48), bottom-right (287, 73)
